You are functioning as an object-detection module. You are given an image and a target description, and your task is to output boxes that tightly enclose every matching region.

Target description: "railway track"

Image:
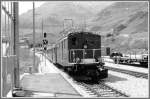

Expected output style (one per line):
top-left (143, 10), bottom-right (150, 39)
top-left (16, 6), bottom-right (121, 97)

top-left (104, 66), bottom-right (148, 79)
top-left (46, 54), bottom-right (129, 97)
top-left (75, 81), bottom-right (128, 97)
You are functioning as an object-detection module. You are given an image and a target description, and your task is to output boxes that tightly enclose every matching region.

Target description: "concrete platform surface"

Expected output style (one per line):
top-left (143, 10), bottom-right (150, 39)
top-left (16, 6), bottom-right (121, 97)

top-left (20, 73), bottom-right (81, 98)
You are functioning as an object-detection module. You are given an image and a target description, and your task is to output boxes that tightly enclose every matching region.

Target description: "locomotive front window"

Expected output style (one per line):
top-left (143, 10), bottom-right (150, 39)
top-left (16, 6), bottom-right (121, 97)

top-left (72, 37), bottom-right (76, 45)
top-left (84, 44), bottom-right (87, 49)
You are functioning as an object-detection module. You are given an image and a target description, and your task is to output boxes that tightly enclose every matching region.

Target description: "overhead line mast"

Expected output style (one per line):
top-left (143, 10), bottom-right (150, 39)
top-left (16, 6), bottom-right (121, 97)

top-left (13, 2), bottom-right (20, 88)
top-left (33, 2), bottom-right (35, 73)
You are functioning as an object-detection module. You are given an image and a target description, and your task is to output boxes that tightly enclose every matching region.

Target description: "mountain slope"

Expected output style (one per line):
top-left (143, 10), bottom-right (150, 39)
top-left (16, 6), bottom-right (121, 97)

top-left (19, 1), bottom-right (101, 44)
top-left (90, 2), bottom-right (148, 53)
top-left (16, 1), bottom-right (148, 53)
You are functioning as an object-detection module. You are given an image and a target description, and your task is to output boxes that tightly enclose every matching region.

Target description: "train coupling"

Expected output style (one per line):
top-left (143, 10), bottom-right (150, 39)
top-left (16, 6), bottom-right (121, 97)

top-left (97, 63), bottom-right (108, 78)
top-left (97, 62), bottom-right (105, 69)
top-left (98, 68), bottom-right (108, 79)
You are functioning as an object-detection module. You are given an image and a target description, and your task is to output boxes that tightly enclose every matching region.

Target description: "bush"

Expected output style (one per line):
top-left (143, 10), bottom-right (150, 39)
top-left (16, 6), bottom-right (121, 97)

top-left (19, 48), bottom-right (40, 74)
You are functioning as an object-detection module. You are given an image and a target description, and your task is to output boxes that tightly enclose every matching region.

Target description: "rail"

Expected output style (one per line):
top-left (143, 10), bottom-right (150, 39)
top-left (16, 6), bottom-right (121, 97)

top-left (104, 66), bottom-right (148, 79)
top-left (76, 82), bottom-right (128, 97)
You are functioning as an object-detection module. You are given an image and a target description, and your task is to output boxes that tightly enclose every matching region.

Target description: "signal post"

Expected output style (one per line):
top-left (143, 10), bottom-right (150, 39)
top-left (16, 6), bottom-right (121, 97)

top-left (43, 32), bottom-right (48, 67)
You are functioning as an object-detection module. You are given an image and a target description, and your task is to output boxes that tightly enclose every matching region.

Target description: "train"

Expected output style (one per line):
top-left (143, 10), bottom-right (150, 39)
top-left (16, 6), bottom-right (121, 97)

top-left (47, 31), bottom-right (108, 81)
top-left (110, 52), bottom-right (148, 66)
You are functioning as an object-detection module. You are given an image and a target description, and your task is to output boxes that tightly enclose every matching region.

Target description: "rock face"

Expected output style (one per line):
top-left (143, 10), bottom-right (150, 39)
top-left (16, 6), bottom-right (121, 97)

top-left (2, 1), bottom-right (148, 52)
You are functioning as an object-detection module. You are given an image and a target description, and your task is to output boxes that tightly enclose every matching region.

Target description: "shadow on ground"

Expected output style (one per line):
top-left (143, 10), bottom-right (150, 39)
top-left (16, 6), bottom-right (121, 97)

top-left (119, 63), bottom-right (148, 68)
top-left (100, 73), bottom-right (128, 83)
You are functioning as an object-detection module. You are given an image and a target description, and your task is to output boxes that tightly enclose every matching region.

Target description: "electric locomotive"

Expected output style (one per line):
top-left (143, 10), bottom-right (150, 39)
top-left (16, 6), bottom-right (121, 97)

top-left (48, 31), bottom-right (108, 81)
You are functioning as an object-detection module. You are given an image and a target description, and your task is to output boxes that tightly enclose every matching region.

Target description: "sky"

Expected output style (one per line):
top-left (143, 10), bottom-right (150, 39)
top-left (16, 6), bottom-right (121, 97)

top-left (19, 1), bottom-right (45, 15)
top-left (18, 1), bottom-right (114, 15)
top-left (19, 1), bottom-right (114, 15)
top-left (2, 1), bottom-right (114, 15)
top-left (1, 1), bottom-right (45, 15)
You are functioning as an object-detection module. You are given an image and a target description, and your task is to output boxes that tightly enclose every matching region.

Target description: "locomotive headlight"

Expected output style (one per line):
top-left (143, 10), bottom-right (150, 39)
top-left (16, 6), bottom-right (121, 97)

top-left (143, 55), bottom-right (148, 58)
top-left (84, 45), bottom-right (87, 49)
top-left (73, 52), bottom-right (75, 55)
top-left (76, 57), bottom-right (81, 63)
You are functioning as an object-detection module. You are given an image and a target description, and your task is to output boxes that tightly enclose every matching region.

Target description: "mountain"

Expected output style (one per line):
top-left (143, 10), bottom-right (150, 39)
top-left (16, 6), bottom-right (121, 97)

top-left (19, 1), bottom-right (98, 43)
top-left (19, 1), bottom-right (113, 44)
top-left (89, 2), bottom-right (148, 53)
top-left (4, 1), bottom-right (148, 53)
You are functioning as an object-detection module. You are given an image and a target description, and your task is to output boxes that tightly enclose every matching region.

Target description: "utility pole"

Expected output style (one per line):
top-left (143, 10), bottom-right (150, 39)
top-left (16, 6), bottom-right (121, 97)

top-left (32, 2), bottom-right (35, 73)
top-left (80, 17), bottom-right (87, 32)
top-left (64, 19), bottom-right (73, 30)
top-left (41, 18), bottom-right (44, 61)
top-left (42, 18), bottom-right (44, 44)
top-left (13, 2), bottom-right (19, 88)
top-left (11, 2), bottom-right (14, 56)
top-left (145, 40), bottom-right (147, 51)
top-left (83, 17), bottom-right (86, 31)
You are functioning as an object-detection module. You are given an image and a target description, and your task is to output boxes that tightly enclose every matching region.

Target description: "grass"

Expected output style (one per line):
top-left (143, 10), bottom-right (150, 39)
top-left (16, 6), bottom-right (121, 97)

top-left (19, 47), bottom-right (40, 74)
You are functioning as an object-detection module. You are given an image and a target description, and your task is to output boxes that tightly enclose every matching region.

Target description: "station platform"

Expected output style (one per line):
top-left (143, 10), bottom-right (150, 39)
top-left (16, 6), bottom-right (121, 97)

top-left (20, 73), bottom-right (81, 98)
top-left (15, 52), bottom-right (83, 98)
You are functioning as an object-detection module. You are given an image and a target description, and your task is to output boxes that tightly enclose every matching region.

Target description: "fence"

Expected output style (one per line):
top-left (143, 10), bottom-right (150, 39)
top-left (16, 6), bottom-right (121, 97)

top-left (1, 1), bottom-right (19, 97)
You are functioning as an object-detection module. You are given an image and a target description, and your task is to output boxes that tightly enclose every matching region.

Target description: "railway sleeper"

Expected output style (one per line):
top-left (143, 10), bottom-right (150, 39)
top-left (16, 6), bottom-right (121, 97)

top-left (98, 91), bottom-right (116, 94)
top-left (96, 90), bottom-right (113, 92)
top-left (105, 66), bottom-right (148, 79)
top-left (100, 94), bottom-right (120, 97)
top-left (88, 93), bottom-right (97, 95)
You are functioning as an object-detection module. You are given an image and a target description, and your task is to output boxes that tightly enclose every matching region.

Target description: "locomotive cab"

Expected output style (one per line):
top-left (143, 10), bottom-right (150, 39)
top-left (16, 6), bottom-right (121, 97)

top-left (49, 31), bottom-right (108, 81)
top-left (68, 32), bottom-right (108, 80)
